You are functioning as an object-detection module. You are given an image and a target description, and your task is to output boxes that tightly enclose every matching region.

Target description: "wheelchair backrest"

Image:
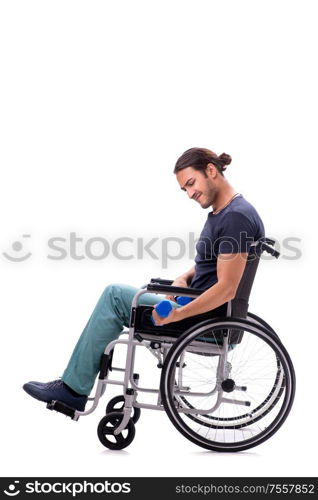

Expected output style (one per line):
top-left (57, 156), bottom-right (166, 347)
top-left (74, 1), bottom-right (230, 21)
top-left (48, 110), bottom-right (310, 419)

top-left (227, 238), bottom-right (279, 343)
top-left (229, 249), bottom-right (261, 319)
top-left (229, 237), bottom-right (279, 319)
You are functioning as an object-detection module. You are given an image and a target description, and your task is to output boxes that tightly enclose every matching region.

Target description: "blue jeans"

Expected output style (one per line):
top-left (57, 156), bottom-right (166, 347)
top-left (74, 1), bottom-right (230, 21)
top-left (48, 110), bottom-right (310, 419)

top-left (62, 284), bottom-right (178, 395)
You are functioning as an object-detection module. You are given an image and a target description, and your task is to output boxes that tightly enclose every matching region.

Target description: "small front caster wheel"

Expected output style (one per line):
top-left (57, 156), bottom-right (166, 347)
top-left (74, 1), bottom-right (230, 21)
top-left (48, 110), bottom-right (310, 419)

top-left (97, 412), bottom-right (135, 450)
top-left (106, 395), bottom-right (141, 424)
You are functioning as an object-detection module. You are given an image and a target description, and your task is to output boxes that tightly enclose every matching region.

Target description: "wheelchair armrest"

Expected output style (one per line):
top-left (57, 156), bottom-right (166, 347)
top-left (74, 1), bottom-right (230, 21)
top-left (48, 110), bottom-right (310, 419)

top-left (146, 282), bottom-right (205, 297)
top-left (150, 277), bottom-right (174, 285)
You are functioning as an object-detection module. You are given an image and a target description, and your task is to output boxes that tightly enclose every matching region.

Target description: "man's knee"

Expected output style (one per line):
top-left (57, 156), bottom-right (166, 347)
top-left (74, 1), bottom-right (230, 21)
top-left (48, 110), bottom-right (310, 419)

top-left (104, 283), bottom-right (122, 295)
top-left (101, 284), bottom-right (121, 304)
top-left (102, 283), bottom-right (136, 324)
top-left (102, 283), bottom-right (135, 306)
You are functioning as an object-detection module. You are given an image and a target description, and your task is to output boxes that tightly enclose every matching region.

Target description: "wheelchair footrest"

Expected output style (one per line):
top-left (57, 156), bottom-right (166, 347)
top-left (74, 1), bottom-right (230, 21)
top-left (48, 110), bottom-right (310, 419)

top-left (46, 400), bottom-right (77, 419)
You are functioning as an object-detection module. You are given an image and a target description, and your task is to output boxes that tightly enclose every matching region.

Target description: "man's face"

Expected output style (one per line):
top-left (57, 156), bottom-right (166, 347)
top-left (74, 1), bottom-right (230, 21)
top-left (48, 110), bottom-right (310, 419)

top-left (176, 166), bottom-right (217, 209)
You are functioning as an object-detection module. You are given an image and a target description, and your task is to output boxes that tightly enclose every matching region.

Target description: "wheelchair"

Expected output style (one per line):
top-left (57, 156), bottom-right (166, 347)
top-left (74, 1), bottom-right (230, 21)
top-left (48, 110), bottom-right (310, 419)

top-left (47, 238), bottom-right (296, 452)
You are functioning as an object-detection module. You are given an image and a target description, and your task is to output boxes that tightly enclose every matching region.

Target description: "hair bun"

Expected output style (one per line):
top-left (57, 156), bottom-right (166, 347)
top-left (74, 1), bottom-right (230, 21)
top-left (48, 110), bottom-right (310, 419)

top-left (218, 152), bottom-right (232, 170)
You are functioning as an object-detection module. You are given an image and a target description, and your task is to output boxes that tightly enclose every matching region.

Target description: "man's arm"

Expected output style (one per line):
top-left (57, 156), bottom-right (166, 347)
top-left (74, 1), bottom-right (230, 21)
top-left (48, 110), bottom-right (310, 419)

top-left (153, 253), bottom-right (248, 325)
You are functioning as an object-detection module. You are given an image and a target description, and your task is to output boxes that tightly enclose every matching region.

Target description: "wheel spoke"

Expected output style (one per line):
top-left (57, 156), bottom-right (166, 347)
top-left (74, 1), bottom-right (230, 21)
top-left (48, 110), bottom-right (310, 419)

top-left (115, 433), bottom-right (125, 444)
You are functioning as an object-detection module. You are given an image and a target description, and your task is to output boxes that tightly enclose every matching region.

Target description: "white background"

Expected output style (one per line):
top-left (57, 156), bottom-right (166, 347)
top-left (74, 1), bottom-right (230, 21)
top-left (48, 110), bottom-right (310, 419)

top-left (0, 0), bottom-right (317, 478)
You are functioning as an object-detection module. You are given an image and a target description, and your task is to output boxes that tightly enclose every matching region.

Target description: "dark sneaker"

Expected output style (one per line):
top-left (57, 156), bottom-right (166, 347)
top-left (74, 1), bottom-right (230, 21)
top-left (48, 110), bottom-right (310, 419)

top-left (23, 379), bottom-right (87, 411)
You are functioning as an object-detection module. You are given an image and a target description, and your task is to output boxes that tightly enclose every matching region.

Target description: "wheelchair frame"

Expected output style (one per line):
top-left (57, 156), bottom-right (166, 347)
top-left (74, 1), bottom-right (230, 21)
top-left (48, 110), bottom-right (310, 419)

top-left (47, 239), bottom-right (295, 452)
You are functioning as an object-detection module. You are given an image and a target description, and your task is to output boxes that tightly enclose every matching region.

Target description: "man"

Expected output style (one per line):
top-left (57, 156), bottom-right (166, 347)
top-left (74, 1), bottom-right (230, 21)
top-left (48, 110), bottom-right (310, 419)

top-left (23, 147), bottom-right (265, 412)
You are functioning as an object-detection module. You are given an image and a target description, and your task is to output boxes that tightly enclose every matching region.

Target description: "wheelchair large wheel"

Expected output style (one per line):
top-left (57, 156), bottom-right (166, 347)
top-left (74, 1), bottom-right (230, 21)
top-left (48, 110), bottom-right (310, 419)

top-left (173, 313), bottom-right (284, 430)
top-left (247, 311), bottom-right (279, 338)
top-left (160, 318), bottom-right (295, 452)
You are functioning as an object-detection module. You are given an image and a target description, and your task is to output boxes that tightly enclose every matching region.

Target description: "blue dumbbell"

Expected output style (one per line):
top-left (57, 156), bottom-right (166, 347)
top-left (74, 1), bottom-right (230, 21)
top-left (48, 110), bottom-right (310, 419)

top-left (151, 300), bottom-right (173, 325)
top-left (176, 296), bottom-right (193, 306)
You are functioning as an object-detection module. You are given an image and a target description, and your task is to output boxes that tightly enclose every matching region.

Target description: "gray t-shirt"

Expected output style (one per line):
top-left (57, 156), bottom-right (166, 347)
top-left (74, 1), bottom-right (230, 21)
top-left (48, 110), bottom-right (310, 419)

top-left (190, 195), bottom-right (265, 290)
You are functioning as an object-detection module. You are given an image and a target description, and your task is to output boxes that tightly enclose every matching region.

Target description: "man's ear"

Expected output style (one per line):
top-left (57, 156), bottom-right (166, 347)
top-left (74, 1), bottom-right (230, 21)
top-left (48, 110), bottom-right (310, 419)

top-left (206, 163), bottom-right (218, 178)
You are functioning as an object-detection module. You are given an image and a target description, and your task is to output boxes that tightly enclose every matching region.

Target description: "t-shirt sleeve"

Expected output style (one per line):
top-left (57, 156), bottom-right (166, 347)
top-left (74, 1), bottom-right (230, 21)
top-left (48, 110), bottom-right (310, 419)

top-left (217, 212), bottom-right (256, 254)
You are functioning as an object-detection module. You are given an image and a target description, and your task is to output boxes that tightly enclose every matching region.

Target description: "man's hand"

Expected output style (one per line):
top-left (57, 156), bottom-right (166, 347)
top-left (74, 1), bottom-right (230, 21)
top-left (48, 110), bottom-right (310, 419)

top-left (165, 277), bottom-right (188, 302)
top-left (152, 306), bottom-right (181, 326)
top-left (165, 266), bottom-right (196, 301)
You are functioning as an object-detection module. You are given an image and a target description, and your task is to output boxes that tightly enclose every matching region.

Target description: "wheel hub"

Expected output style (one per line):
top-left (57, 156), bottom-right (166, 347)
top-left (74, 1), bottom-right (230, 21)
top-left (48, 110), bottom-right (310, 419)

top-left (221, 378), bottom-right (236, 393)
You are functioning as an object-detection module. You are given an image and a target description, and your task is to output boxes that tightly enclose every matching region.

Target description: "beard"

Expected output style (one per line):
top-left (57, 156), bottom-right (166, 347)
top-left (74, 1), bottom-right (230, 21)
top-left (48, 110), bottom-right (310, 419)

top-left (199, 182), bottom-right (217, 209)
